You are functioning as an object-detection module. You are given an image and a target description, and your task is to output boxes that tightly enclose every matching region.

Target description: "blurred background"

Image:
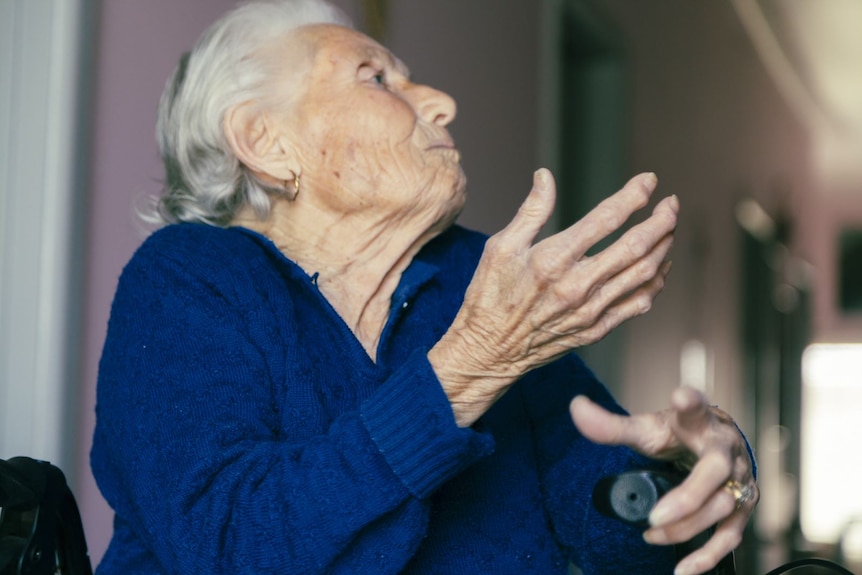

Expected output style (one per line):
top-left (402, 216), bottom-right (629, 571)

top-left (2, 0), bottom-right (861, 572)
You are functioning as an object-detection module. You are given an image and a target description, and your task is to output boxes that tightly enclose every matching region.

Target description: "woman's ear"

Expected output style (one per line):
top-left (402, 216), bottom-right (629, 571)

top-left (224, 101), bottom-right (299, 184)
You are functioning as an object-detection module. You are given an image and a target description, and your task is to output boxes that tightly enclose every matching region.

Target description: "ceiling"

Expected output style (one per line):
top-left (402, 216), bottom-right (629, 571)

top-left (734, 0), bottom-right (862, 191)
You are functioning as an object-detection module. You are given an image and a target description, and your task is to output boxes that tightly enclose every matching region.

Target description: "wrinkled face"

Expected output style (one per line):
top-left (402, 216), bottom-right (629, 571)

top-left (273, 24), bottom-right (466, 229)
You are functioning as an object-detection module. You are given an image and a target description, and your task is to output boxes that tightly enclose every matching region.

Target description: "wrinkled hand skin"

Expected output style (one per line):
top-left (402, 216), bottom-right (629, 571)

top-left (428, 168), bottom-right (678, 427)
top-left (570, 386), bottom-right (760, 575)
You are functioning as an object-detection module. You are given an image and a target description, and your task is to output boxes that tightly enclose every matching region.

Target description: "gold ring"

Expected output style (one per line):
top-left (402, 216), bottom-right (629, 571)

top-left (724, 479), bottom-right (754, 509)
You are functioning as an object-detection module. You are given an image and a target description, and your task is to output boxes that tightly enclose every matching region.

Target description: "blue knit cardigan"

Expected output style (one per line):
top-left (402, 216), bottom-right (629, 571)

top-left (91, 223), bottom-right (676, 574)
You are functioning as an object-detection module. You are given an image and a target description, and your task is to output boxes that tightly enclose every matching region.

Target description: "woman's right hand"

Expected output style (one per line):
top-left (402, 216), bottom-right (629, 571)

top-left (428, 168), bottom-right (679, 427)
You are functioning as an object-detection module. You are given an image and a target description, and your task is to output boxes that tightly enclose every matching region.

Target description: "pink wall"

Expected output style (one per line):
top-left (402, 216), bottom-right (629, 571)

top-left (599, 1), bottom-right (817, 421)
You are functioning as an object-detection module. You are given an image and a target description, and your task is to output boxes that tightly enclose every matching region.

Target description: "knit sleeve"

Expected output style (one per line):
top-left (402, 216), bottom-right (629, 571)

top-left (520, 356), bottom-right (677, 574)
top-left (90, 234), bottom-right (493, 575)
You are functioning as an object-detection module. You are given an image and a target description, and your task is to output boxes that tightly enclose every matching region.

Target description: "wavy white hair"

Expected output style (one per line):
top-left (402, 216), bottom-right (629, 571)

top-left (150, 0), bottom-right (350, 226)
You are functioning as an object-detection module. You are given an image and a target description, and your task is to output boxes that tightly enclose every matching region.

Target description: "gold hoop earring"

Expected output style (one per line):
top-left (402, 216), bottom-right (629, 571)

top-left (284, 173), bottom-right (301, 200)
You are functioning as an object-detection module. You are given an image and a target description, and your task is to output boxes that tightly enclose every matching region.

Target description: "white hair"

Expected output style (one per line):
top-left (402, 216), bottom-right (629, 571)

top-left (150, 0), bottom-right (350, 226)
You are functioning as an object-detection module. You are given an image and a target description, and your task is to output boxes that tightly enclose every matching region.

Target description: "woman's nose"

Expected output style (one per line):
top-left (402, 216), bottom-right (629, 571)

top-left (408, 84), bottom-right (457, 126)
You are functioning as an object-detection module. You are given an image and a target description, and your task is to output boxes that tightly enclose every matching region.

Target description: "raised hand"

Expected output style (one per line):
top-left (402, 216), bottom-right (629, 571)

top-left (429, 168), bottom-right (678, 427)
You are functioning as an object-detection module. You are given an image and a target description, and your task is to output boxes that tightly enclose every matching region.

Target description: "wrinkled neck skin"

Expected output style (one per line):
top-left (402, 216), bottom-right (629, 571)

top-left (232, 194), bottom-right (455, 361)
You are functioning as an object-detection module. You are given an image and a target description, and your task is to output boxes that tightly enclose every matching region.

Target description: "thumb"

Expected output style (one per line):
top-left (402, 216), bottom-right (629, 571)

top-left (569, 395), bottom-right (630, 445)
top-left (571, 395), bottom-right (674, 459)
top-left (495, 168), bottom-right (556, 248)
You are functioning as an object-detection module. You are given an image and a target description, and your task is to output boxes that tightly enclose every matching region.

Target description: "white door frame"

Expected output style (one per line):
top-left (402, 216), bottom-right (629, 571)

top-left (0, 0), bottom-right (91, 473)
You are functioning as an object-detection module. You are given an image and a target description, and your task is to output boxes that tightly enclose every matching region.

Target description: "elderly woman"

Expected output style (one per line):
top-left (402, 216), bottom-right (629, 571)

top-left (91, 1), bottom-right (757, 573)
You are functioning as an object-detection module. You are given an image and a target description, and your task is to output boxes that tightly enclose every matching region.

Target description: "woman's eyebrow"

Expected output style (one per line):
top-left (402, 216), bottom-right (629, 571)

top-left (364, 45), bottom-right (410, 79)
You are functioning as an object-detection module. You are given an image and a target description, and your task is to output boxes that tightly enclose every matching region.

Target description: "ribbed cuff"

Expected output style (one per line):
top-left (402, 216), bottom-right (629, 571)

top-left (360, 350), bottom-right (495, 499)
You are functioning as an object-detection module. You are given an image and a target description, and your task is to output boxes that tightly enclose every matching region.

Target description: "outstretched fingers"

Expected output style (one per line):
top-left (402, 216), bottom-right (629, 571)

top-left (571, 191), bottom-right (679, 289)
top-left (542, 172), bottom-right (668, 263)
top-left (559, 229), bottom-right (673, 325)
top-left (555, 257), bottom-right (672, 345)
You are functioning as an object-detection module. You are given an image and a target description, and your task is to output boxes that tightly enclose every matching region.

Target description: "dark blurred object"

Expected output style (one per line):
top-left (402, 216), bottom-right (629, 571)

top-left (594, 470), bottom-right (737, 575)
top-left (0, 457), bottom-right (92, 575)
top-left (839, 229), bottom-right (862, 313)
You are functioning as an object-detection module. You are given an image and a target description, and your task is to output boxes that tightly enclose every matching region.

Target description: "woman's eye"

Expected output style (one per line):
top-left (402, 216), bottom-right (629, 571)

top-left (359, 64), bottom-right (388, 88)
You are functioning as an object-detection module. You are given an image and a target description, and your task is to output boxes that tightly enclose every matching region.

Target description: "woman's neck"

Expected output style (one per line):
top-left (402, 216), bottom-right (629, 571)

top-left (231, 198), bottom-right (442, 361)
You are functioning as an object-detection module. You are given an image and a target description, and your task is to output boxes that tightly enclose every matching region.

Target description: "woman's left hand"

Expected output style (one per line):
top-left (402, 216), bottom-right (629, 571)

top-left (570, 386), bottom-right (758, 575)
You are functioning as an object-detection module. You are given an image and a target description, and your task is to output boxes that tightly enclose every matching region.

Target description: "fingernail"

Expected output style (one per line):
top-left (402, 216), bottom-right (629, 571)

top-left (674, 560), bottom-right (701, 575)
top-left (669, 194), bottom-right (680, 213)
top-left (644, 172), bottom-right (658, 190)
top-left (649, 503), bottom-right (673, 527)
top-left (534, 168), bottom-right (547, 186)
